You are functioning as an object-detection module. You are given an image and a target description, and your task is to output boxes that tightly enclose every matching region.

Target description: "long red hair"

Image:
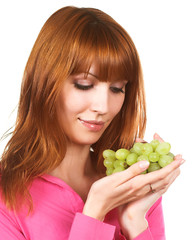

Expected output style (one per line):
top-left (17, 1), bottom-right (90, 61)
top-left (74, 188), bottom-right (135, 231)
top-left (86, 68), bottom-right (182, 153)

top-left (0, 6), bottom-right (146, 211)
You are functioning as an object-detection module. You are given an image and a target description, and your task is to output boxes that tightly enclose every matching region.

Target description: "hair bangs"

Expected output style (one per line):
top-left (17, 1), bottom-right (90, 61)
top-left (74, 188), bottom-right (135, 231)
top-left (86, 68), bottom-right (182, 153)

top-left (69, 17), bottom-right (138, 83)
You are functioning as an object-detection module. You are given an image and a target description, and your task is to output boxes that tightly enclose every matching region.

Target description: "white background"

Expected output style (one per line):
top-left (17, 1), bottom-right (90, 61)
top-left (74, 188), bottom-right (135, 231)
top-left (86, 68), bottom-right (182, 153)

top-left (0, 1), bottom-right (191, 239)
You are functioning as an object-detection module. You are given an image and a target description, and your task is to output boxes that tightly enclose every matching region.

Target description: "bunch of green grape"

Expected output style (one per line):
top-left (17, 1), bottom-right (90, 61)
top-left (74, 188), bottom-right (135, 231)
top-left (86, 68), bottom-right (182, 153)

top-left (103, 140), bottom-right (174, 175)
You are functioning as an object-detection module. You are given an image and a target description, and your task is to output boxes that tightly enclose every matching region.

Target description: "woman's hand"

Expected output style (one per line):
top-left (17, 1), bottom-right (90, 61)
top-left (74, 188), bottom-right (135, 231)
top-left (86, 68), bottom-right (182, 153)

top-left (83, 160), bottom-right (151, 221)
top-left (83, 133), bottom-right (184, 223)
top-left (118, 133), bottom-right (184, 239)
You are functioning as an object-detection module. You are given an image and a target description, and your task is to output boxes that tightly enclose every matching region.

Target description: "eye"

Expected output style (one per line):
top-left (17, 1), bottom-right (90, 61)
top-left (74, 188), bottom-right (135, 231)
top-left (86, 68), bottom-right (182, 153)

top-left (74, 82), bottom-right (93, 90)
top-left (110, 86), bottom-right (125, 94)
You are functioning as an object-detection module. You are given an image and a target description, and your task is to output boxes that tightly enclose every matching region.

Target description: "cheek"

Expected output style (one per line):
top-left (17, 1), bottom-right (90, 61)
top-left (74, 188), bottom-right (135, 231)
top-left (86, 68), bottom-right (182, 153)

top-left (60, 91), bottom-right (90, 116)
top-left (109, 95), bottom-right (125, 116)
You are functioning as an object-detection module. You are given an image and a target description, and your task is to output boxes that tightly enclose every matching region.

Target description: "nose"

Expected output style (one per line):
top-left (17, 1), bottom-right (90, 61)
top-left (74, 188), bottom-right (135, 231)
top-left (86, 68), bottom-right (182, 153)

top-left (90, 83), bottom-right (109, 114)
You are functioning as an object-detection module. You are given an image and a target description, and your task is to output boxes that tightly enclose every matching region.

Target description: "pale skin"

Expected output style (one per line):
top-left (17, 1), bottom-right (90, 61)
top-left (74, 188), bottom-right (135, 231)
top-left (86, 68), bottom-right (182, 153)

top-left (50, 65), bottom-right (184, 239)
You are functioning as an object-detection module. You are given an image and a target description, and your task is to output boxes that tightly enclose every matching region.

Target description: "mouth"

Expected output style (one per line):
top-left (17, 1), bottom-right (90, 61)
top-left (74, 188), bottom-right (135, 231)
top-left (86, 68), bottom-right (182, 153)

top-left (78, 118), bottom-right (105, 131)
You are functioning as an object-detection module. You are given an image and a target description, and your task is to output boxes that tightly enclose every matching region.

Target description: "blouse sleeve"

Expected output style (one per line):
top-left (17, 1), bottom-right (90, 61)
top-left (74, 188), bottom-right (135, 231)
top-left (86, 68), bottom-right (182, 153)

top-left (133, 197), bottom-right (165, 240)
top-left (69, 197), bottom-right (165, 240)
top-left (68, 212), bottom-right (116, 240)
top-left (0, 208), bottom-right (26, 239)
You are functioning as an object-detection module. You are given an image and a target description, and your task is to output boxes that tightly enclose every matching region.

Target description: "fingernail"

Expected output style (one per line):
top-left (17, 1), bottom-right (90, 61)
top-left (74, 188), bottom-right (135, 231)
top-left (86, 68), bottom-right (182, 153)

top-left (139, 161), bottom-right (150, 170)
top-left (179, 159), bottom-right (185, 165)
top-left (174, 155), bottom-right (181, 160)
top-left (154, 133), bottom-right (158, 138)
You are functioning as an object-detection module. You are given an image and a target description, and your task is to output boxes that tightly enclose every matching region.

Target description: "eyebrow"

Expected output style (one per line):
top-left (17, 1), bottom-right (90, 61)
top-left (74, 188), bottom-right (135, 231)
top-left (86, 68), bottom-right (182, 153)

top-left (85, 72), bottom-right (99, 79)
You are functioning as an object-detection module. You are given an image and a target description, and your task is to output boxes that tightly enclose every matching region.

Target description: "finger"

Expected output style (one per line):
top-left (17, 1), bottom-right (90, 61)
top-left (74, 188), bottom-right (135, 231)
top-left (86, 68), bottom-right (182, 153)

top-left (146, 158), bottom-right (184, 185)
top-left (166, 167), bottom-right (180, 188)
top-left (150, 167), bottom-right (180, 193)
top-left (114, 161), bottom-right (150, 185)
top-left (153, 133), bottom-right (164, 142)
top-left (158, 169), bottom-right (180, 196)
top-left (174, 154), bottom-right (183, 160)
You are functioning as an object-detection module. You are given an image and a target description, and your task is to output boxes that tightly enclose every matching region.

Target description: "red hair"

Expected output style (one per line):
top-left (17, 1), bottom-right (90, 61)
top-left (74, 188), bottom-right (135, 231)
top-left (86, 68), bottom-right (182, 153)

top-left (0, 6), bottom-right (146, 211)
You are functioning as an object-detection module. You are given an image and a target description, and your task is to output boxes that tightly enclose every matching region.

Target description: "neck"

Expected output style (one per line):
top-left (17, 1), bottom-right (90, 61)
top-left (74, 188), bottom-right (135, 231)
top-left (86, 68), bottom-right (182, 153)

top-left (49, 142), bottom-right (103, 202)
top-left (50, 142), bottom-right (96, 181)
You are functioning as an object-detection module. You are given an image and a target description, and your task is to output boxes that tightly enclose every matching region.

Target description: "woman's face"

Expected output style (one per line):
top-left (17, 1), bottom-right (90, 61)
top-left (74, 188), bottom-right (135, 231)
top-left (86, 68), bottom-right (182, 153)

top-left (57, 65), bottom-right (127, 145)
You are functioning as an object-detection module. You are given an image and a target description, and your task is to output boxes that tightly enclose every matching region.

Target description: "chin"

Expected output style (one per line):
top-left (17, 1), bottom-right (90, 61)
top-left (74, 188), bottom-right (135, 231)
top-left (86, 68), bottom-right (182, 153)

top-left (71, 133), bottom-right (103, 146)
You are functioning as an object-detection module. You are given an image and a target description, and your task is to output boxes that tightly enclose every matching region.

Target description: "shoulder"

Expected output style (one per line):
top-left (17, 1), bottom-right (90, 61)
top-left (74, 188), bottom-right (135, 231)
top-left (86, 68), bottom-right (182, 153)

top-left (0, 186), bottom-right (19, 229)
top-left (0, 177), bottom-right (6, 210)
top-left (1, 175), bottom-right (83, 215)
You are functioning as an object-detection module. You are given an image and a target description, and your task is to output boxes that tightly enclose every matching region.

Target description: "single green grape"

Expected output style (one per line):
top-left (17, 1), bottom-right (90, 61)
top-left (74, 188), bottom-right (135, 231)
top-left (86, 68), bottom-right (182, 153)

top-left (148, 162), bottom-right (161, 172)
top-left (133, 142), bottom-right (143, 155)
top-left (150, 139), bottom-right (160, 151)
top-left (137, 155), bottom-right (149, 162)
top-left (167, 152), bottom-right (175, 158)
top-left (106, 167), bottom-right (114, 176)
top-left (126, 153), bottom-right (138, 166)
top-left (158, 155), bottom-right (173, 167)
top-left (103, 158), bottom-right (115, 168)
top-left (141, 143), bottom-right (153, 156)
top-left (115, 149), bottom-right (130, 160)
top-left (113, 160), bottom-right (120, 168)
top-left (155, 142), bottom-right (171, 155)
top-left (113, 166), bottom-right (125, 173)
top-left (149, 152), bottom-right (160, 163)
top-left (103, 149), bottom-right (116, 160)
top-left (113, 160), bottom-right (127, 169)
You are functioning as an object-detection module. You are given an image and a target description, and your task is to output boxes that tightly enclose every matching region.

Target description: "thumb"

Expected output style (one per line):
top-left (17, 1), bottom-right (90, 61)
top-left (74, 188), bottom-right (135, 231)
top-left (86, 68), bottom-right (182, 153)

top-left (135, 138), bottom-right (147, 143)
top-left (153, 133), bottom-right (164, 143)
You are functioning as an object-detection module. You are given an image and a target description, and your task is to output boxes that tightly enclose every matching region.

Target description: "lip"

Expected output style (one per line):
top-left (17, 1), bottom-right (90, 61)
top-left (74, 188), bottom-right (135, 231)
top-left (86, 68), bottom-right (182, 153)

top-left (78, 118), bottom-right (105, 131)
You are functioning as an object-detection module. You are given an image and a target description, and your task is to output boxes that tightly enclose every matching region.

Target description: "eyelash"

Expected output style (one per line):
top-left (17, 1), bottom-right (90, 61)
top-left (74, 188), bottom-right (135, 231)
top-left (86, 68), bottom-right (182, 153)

top-left (74, 82), bottom-right (125, 94)
top-left (110, 87), bottom-right (125, 94)
top-left (74, 82), bottom-right (93, 90)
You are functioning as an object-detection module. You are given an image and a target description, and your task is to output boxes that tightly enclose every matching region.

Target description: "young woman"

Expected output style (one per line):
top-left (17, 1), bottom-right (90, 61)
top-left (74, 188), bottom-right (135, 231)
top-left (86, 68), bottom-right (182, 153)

top-left (0, 6), bottom-right (184, 240)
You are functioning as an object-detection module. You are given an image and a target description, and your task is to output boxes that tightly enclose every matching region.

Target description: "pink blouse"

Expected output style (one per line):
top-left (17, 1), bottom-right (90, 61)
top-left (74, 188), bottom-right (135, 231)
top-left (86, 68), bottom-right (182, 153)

top-left (0, 174), bottom-right (165, 239)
